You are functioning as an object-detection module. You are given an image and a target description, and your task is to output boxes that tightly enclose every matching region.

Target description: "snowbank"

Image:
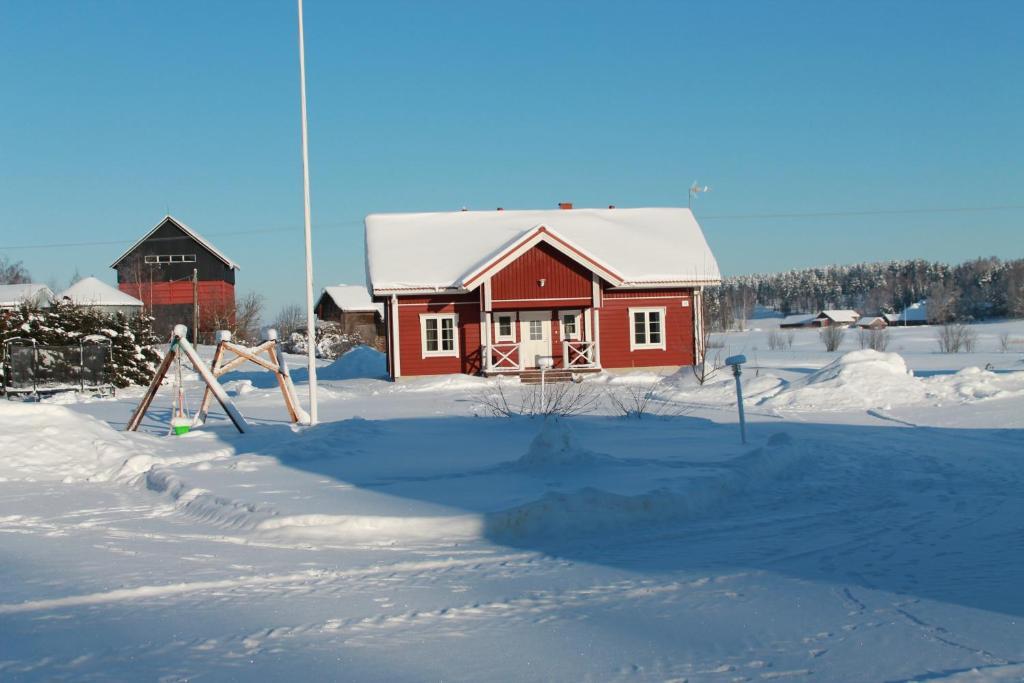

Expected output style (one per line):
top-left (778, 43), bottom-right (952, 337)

top-left (930, 367), bottom-right (1024, 402)
top-left (0, 402), bottom-right (138, 483)
top-left (487, 432), bottom-right (804, 540)
top-left (507, 418), bottom-right (613, 470)
top-left (763, 350), bottom-right (925, 411)
top-left (317, 346), bottom-right (387, 381)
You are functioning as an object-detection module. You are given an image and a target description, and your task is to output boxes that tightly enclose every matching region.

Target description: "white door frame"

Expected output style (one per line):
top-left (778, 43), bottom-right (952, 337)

top-left (518, 310), bottom-right (552, 368)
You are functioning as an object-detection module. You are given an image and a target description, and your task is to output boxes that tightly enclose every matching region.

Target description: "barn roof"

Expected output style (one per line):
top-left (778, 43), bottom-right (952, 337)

top-left (0, 283), bottom-right (53, 307)
top-left (853, 316), bottom-right (886, 327)
top-left (817, 309), bottom-right (860, 323)
top-left (895, 300), bottom-right (928, 322)
top-left (110, 215), bottom-right (240, 270)
top-left (318, 285), bottom-right (384, 315)
top-left (59, 277), bottom-right (143, 308)
top-left (779, 313), bottom-right (816, 326)
top-left (364, 207), bottom-right (721, 293)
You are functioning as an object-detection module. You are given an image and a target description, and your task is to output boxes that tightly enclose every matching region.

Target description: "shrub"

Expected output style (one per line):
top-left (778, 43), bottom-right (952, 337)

top-left (820, 325), bottom-right (845, 352)
top-left (858, 328), bottom-right (889, 351)
top-left (936, 323), bottom-right (978, 353)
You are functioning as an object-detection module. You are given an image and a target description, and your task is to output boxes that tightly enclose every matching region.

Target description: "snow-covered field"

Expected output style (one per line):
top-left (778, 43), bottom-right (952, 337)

top-left (2, 321), bottom-right (1023, 681)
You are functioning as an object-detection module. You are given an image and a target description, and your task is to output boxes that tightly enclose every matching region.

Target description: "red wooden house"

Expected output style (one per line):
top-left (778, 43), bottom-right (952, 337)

top-left (365, 205), bottom-right (721, 380)
top-left (111, 215), bottom-right (239, 339)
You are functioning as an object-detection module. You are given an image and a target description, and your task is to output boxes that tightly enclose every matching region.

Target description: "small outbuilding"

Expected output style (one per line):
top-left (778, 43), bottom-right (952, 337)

top-left (892, 300), bottom-right (928, 326)
top-left (0, 284), bottom-right (53, 310)
top-left (815, 310), bottom-right (860, 327)
top-left (59, 277), bottom-right (144, 317)
top-left (852, 316), bottom-right (888, 330)
top-left (314, 285), bottom-right (386, 349)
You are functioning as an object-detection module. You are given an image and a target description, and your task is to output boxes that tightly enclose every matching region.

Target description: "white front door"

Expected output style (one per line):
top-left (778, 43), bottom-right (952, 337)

top-left (518, 311), bottom-right (552, 368)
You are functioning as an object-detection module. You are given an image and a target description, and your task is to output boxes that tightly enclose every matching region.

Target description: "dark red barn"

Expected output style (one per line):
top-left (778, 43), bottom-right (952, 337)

top-left (364, 205), bottom-right (721, 380)
top-left (111, 215), bottom-right (239, 340)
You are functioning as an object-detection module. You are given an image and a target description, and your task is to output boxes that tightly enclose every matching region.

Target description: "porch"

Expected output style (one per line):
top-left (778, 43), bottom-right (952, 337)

top-left (483, 339), bottom-right (601, 376)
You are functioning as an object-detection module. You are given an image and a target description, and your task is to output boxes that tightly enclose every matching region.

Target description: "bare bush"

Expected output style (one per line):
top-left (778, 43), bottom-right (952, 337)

top-left (857, 328), bottom-right (889, 351)
top-left (767, 330), bottom-right (786, 350)
top-left (274, 304), bottom-right (306, 335)
top-left (820, 325), bottom-right (845, 352)
top-left (785, 330), bottom-right (795, 349)
top-left (605, 376), bottom-right (692, 419)
top-left (998, 332), bottom-right (1014, 353)
top-left (692, 345), bottom-right (723, 386)
top-left (476, 377), bottom-right (600, 417)
top-left (936, 323), bottom-right (978, 353)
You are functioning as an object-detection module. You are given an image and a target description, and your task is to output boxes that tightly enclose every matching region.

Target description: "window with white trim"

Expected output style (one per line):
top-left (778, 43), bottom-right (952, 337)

top-left (494, 314), bottom-right (515, 342)
top-left (144, 254), bottom-right (197, 264)
top-left (629, 307), bottom-right (666, 351)
top-left (559, 310), bottom-right (581, 340)
top-left (421, 314), bottom-right (458, 357)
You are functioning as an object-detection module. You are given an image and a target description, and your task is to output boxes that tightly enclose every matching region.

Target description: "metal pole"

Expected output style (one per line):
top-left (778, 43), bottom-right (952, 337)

top-left (297, 0), bottom-right (318, 425)
top-left (733, 365), bottom-right (747, 444)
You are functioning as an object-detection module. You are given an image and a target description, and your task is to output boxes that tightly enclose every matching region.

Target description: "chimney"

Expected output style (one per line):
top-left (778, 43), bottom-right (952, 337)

top-left (460, 206), bottom-right (468, 212)
top-left (608, 204), bottom-right (616, 209)
top-left (496, 207), bottom-right (504, 211)
top-left (558, 202), bottom-right (573, 210)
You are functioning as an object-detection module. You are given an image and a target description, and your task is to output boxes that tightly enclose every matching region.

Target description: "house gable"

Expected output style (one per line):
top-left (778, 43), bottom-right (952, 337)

top-left (490, 241), bottom-right (593, 305)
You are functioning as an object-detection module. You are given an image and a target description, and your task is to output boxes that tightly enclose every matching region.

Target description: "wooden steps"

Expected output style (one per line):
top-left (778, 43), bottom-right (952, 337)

top-left (519, 369), bottom-right (575, 385)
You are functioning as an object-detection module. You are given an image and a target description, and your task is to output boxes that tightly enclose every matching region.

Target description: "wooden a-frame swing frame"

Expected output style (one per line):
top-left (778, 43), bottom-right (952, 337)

top-left (126, 326), bottom-right (304, 434)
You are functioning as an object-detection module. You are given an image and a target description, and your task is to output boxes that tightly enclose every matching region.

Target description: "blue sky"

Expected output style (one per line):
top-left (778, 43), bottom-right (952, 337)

top-left (1, 1), bottom-right (1021, 314)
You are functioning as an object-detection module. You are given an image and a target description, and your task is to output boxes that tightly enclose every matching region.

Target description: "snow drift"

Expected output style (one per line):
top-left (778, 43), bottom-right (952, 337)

top-left (317, 346), bottom-right (387, 381)
top-left (763, 350), bottom-right (926, 411)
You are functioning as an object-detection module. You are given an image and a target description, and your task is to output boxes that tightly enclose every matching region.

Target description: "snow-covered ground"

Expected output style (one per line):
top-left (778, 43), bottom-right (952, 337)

top-left (1, 322), bottom-right (1023, 681)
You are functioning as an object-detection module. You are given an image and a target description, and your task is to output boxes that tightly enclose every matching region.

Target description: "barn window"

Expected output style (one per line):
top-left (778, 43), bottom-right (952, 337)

top-left (560, 310), bottom-right (581, 340)
top-left (494, 314), bottom-right (515, 342)
top-left (420, 314), bottom-right (458, 358)
top-left (144, 255), bottom-right (157, 264)
top-left (629, 307), bottom-right (666, 351)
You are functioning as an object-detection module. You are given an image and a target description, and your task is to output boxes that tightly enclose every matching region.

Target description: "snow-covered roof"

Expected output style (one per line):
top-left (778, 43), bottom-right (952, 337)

top-left (59, 277), bottom-right (143, 307)
top-left (110, 215), bottom-right (239, 270)
top-left (364, 207), bottom-right (721, 293)
top-left (319, 285), bottom-right (384, 315)
top-left (0, 283), bottom-right (53, 307)
top-left (896, 301), bottom-right (928, 322)
top-left (853, 316), bottom-right (886, 327)
top-left (779, 313), bottom-right (816, 326)
top-left (817, 310), bottom-right (860, 323)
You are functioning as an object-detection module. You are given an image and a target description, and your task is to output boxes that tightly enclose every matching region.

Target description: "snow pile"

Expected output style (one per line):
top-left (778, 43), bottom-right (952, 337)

top-left (317, 346), bottom-right (387, 380)
top-left (508, 418), bottom-right (612, 470)
top-left (488, 432), bottom-right (803, 540)
top-left (253, 513), bottom-right (483, 544)
top-left (763, 350), bottom-right (925, 411)
top-left (929, 367), bottom-right (1024, 402)
top-left (0, 402), bottom-right (137, 483)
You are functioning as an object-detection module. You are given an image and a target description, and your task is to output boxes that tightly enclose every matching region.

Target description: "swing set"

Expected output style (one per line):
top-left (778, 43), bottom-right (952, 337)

top-left (126, 324), bottom-right (306, 434)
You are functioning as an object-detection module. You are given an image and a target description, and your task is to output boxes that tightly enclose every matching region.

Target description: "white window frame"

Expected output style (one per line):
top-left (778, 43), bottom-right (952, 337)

top-left (143, 254), bottom-right (197, 265)
top-left (559, 309), bottom-right (582, 341)
top-left (629, 307), bottom-right (667, 351)
top-left (494, 313), bottom-right (516, 342)
top-left (420, 313), bottom-right (459, 358)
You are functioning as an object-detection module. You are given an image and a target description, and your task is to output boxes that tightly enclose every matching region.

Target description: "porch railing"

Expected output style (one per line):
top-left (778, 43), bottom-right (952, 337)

top-left (488, 342), bottom-right (520, 372)
top-left (562, 340), bottom-right (598, 369)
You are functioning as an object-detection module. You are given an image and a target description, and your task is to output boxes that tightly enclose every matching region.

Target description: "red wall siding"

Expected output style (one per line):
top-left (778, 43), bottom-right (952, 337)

top-left (491, 242), bottom-right (592, 305)
top-left (396, 294), bottom-right (482, 377)
top-left (120, 281), bottom-right (234, 308)
top-left (600, 289), bottom-right (695, 369)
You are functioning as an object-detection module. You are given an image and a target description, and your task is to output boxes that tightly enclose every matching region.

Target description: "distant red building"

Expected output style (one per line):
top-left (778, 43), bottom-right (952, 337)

top-left (364, 205), bottom-right (721, 380)
top-left (111, 215), bottom-right (239, 340)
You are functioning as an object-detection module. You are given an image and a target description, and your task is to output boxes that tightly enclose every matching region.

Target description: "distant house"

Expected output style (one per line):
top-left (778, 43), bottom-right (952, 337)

top-left (314, 285), bottom-right (386, 349)
top-left (779, 313), bottom-right (818, 329)
top-left (0, 283), bottom-right (53, 310)
top-left (892, 300), bottom-right (928, 326)
top-left (365, 205), bottom-right (721, 380)
top-left (59, 277), bottom-right (144, 317)
top-left (852, 316), bottom-right (887, 330)
top-left (110, 215), bottom-right (239, 338)
top-left (814, 310), bottom-right (860, 327)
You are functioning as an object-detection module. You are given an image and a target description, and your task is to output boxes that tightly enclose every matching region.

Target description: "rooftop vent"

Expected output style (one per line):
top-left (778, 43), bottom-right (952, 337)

top-left (558, 202), bottom-right (573, 210)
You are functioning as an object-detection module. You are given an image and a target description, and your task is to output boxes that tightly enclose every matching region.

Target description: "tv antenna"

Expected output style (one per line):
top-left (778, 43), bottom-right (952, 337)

top-left (688, 181), bottom-right (710, 209)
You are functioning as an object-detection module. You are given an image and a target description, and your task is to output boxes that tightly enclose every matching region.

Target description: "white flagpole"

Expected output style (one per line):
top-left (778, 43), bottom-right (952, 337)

top-left (297, 0), bottom-right (318, 425)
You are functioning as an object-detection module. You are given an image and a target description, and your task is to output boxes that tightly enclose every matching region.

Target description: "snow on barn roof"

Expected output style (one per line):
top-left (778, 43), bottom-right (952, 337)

top-left (817, 310), bottom-right (860, 324)
top-left (853, 316), bottom-right (886, 327)
top-left (59, 277), bottom-right (143, 307)
top-left (364, 207), bottom-right (721, 293)
top-left (0, 283), bottom-right (53, 307)
top-left (319, 285), bottom-right (384, 315)
top-left (110, 215), bottom-right (239, 271)
top-left (779, 313), bottom-right (816, 326)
